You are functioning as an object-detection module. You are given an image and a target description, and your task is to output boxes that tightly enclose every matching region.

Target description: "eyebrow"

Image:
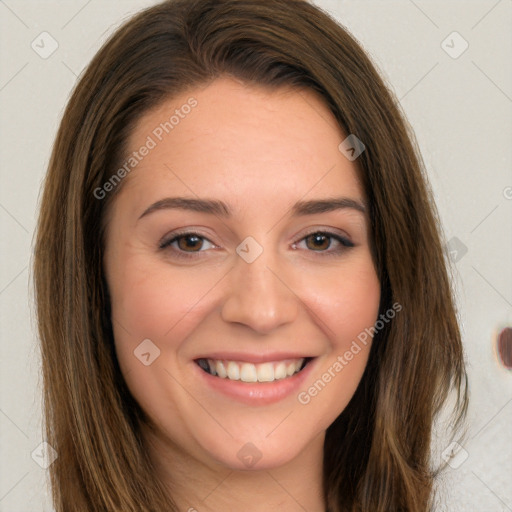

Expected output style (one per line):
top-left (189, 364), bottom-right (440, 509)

top-left (138, 196), bottom-right (366, 220)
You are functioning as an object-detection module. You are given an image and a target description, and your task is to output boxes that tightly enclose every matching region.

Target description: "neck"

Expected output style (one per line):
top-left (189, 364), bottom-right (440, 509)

top-left (143, 424), bottom-right (326, 512)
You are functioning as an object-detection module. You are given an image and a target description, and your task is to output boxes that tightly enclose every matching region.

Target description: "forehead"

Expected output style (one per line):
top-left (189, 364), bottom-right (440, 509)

top-left (116, 77), bottom-right (365, 217)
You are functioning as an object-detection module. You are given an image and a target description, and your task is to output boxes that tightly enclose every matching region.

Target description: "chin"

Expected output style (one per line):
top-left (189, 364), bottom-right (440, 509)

top-left (185, 418), bottom-right (325, 472)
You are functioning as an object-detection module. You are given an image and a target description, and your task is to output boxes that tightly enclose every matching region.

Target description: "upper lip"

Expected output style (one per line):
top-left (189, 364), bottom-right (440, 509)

top-left (194, 352), bottom-right (314, 364)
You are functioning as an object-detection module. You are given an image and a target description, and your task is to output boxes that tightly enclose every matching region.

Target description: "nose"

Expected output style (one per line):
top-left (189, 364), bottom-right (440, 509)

top-left (220, 247), bottom-right (299, 334)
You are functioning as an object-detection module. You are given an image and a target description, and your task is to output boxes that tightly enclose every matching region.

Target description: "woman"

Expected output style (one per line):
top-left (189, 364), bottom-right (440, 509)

top-left (33, 0), bottom-right (468, 510)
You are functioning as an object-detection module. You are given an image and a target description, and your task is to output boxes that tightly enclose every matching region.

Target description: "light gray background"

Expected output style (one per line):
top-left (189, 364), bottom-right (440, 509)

top-left (1, 1), bottom-right (511, 510)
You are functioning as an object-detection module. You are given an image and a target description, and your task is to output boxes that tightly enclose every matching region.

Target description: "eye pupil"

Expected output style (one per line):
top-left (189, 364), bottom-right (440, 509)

top-left (178, 234), bottom-right (202, 251)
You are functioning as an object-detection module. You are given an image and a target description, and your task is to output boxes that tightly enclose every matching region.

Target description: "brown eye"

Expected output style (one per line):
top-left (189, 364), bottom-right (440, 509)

top-left (159, 232), bottom-right (216, 259)
top-left (305, 233), bottom-right (331, 251)
top-left (292, 230), bottom-right (355, 257)
top-left (176, 234), bottom-right (203, 252)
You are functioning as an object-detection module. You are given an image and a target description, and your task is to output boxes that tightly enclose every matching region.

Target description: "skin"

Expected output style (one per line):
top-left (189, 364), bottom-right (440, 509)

top-left (103, 76), bottom-right (381, 512)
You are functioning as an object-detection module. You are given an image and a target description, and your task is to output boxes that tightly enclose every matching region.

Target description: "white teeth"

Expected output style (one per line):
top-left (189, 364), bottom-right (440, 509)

top-left (240, 363), bottom-right (258, 383)
top-left (274, 362), bottom-right (287, 380)
top-left (286, 361), bottom-right (297, 376)
top-left (215, 360), bottom-right (227, 378)
top-left (257, 362), bottom-right (274, 382)
top-left (200, 358), bottom-right (306, 382)
top-left (226, 361), bottom-right (240, 380)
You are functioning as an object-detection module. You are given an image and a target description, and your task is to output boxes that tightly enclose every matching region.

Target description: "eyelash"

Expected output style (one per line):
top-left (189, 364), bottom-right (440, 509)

top-left (159, 229), bottom-right (354, 260)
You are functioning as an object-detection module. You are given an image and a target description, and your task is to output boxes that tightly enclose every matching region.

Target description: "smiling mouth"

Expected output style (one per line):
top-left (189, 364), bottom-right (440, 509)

top-left (195, 357), bottom-right (312, 383)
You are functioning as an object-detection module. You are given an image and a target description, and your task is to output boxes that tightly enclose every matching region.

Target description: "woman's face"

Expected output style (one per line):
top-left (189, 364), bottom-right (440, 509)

top-left (103, 77), bottom-right (380, 471)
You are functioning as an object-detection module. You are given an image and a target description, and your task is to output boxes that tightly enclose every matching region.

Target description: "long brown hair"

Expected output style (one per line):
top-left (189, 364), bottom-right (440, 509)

top-left (33, 0), bottom-right (468, 510)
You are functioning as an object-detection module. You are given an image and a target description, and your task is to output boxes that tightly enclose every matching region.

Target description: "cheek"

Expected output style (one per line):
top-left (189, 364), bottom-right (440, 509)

top-left (107, 253), bottom-right (231, 392)
top-left (106, 257), bottom-right (221, 432)
top-left (306, 256), bottom-right (381, 345)
top-left (109, 254), bottom-right (216, 338)
top-left (294, 257), bottom-right (380, 411)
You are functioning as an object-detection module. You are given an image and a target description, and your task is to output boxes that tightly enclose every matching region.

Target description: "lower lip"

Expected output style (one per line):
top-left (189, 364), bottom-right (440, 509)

top-left (194, 359), bottom-right (316, 405)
